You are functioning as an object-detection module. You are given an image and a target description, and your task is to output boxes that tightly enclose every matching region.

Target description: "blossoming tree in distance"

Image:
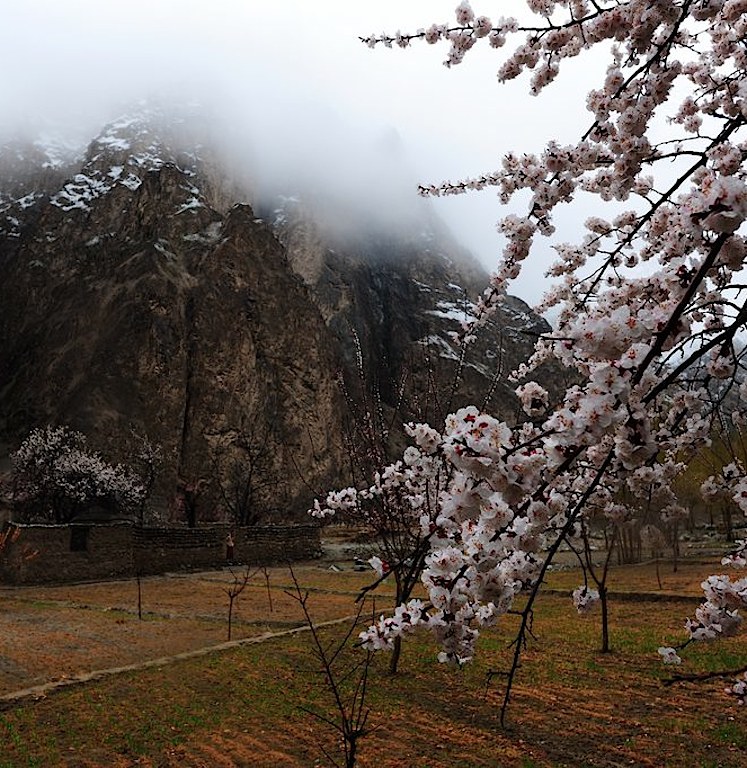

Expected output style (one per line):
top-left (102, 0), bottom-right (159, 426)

top-left (12, 425), bottom-right (146, 524)
top-left (313, 0), bottom-right (747, 718)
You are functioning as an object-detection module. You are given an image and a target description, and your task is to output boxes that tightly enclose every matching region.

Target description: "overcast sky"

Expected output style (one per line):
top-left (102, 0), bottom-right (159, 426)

top-left (1, 1), bottom-right (607, 306)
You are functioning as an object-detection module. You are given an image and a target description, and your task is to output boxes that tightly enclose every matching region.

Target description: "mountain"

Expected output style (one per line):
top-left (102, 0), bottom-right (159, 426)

top-left (0, 107), bottom-right (550, 523)
top-left (265, 191), bottom-right (549, 414)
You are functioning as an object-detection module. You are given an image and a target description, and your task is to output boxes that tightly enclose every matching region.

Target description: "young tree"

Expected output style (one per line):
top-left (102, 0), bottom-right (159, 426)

top-left (326, 340), bottom-right (449, 674)
top-left (314, 330), bottom-right (513, 673)
top-left (682, 420), bottom-right (747, 537)
top-left (288, 569), bottom-right (373, 768)
top-left (568, 512), bottom-right (623, 653)
top-left (315, 0), bottom-right (747, 718)
top-left (0, 525), bottom-right (39, 579)
top-left (224, 566), bottom-right (259, 641)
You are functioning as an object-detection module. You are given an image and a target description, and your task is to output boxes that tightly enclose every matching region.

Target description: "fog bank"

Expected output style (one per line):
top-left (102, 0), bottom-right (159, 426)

top-left (1, 1), bottom-right (603, 304)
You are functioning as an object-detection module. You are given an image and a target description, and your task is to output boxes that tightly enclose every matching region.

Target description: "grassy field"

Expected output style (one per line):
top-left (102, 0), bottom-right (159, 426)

top-left (0, 558), bottom-right (745, 767)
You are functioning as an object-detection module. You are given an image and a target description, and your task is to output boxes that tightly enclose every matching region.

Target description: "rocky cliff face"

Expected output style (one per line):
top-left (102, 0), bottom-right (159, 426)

top-left (265, 191), bottom-right (550, 423)
top-left (0, 109), bottom-right (551, 522)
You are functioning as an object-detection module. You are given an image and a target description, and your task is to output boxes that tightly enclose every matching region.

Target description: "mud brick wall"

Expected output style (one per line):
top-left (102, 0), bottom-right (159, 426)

top-left (0, 524), bottom-right (134, 584)
top-left (133, 527), bottom-right (224, 575)
top-left (237, 525), bottom-right (322, 565)
top-left (0, 523), bottom-right (321, 584)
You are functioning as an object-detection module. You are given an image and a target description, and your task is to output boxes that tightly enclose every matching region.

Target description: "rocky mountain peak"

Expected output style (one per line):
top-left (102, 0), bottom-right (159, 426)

top-left (0, 106), bottom-right (555, 523)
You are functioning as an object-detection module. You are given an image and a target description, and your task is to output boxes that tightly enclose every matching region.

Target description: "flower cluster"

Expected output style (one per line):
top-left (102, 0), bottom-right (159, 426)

top-left (685, 574), bottom-right (746, 641)
top-left (657, 646), bottom-right (683, 665)
top-left (11, 425), bottom-right (145, 524)
top-left (572, 586), bottom-right (600, 614)
top-left (333, 0), bottom-right (747, 700)
top-left (310, 486), bottom-right (359, 519)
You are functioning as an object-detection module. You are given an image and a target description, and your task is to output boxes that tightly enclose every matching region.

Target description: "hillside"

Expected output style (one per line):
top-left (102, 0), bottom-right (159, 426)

top-left (0, 107), bottom-right (550, 522)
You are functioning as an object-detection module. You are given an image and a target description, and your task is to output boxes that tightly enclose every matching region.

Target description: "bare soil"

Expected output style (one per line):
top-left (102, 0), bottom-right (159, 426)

top-left (0, 564), bottom-right (374, 697)
top-left (0, 547), bottom-right (745, 767)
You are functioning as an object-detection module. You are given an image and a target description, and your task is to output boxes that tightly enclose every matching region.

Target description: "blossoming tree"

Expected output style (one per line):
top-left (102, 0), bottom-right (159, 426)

top-left (11, 425), bottom-right (146, 524)
top-left (314, 0), bottom-right (747, 717)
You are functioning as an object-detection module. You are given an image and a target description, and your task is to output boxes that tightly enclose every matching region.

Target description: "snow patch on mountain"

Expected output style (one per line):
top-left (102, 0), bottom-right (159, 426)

top-left (427, 299), bottom-right (477, 325)
top-left (32, 134), bottom-right (82, 169)
top-left (40, 111), bottom-right (209, 216)
top-left (17, 192), bottom-right (41, 210)
top-left (51, 172), bottom-right (111, 211)
top-left (419, 333), bottom-right (460, 362)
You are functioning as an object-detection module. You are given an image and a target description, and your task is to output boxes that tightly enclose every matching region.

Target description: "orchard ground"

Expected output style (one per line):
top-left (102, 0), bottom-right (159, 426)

top-left (0, 529), bottom-right (745, 767)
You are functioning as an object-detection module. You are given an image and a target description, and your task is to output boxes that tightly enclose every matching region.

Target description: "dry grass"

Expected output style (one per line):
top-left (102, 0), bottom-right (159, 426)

top-left (544, 556), bottom-right (724, 596)
top-left (0, 558), bottom-right (745, 767)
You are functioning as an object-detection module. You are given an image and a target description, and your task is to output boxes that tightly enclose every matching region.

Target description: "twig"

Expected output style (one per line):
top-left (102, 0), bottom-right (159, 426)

top-left (663, 664), bottom-right (747, 687)
top-left (287, 566), bottom-right (373, 768)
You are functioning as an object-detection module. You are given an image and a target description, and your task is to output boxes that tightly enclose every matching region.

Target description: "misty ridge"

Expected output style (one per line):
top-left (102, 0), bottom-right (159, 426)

top-left (0, 59), bottom-right (548, 527)
top-left (0, 1), bottom-right (618, 309)
top-left (0, 89), bottom-right (457, 260)
top-left (0, 1), bottom-right (451, 245)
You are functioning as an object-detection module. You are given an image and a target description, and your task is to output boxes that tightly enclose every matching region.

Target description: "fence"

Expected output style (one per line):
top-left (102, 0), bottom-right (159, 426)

top-left (0, 522), bottom-right (321, 584)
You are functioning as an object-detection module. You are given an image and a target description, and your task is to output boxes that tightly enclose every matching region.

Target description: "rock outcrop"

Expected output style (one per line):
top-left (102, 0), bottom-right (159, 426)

top-left (0, 108), bottom-right (552, 522)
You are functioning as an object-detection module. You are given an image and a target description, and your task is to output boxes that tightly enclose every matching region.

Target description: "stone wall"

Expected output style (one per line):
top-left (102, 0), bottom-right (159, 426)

top-left (0, 522), bottom-right (321, 585)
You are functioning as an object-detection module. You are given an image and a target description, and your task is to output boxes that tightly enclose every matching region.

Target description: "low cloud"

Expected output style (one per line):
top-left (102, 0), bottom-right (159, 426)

top-left (1, 2), bottom-right (445, 247)
top-left (0, 1), bottom-right (607, 303)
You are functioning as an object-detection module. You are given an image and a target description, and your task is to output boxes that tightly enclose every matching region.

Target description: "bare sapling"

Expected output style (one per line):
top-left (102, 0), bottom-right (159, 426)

top-left (287, 568), bottom-right (372, 768)
top-left (224, 566), bottom-right (259, 641)
top-left (136, 569), bottom-right (143, 620)
top-left (261, 566), bottom-right (273, 613)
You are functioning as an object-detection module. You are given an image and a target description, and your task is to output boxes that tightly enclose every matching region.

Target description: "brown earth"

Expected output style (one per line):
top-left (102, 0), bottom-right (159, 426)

top-left (0, 564), bottom-right (382, 697)
top-left (0, 555), bottom-right (745, 767)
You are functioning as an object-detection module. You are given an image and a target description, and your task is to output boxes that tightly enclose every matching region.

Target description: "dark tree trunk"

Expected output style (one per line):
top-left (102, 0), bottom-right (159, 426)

top-left (389, 636), bottom-right (402, 675)
top-left (600, 586), bottom-right (610, 653)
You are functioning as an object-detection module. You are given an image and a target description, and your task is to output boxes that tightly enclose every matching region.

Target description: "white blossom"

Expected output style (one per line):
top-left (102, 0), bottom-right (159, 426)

top-left (336, 1), bottom-right (747, 696)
